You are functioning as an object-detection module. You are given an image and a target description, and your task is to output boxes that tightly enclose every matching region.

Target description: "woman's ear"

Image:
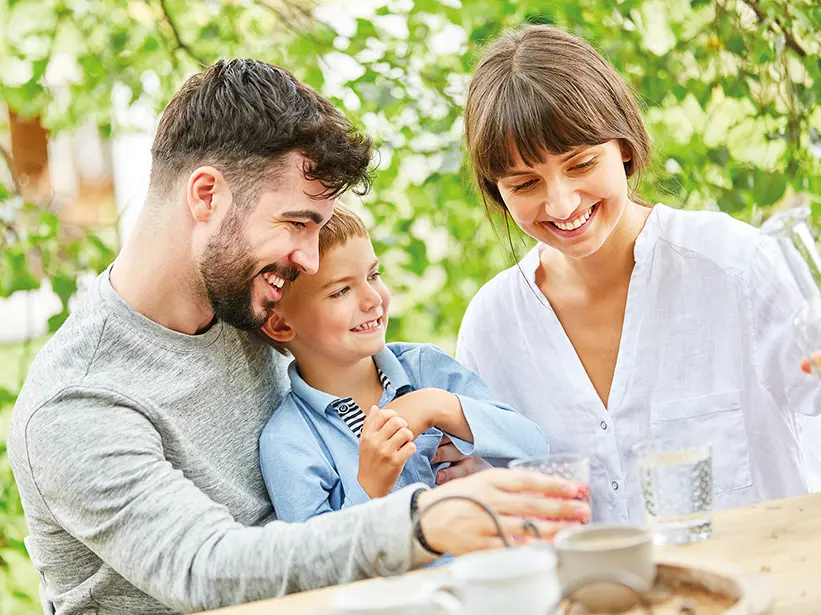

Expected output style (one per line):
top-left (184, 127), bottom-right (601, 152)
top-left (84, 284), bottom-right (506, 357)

top-left (260, 311), bottom-right (296, 344)
top-left (620, 141), bottom-right (632, 164)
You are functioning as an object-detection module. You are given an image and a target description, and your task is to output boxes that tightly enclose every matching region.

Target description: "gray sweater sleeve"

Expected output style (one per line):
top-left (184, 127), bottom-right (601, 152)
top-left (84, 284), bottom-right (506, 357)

top-left (22, 387), bottom-right (429, 613)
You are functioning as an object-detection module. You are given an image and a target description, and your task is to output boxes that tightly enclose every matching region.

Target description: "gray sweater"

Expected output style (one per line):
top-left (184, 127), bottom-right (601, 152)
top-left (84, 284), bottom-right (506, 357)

top-left (8, 268), bottom-right (430, 615)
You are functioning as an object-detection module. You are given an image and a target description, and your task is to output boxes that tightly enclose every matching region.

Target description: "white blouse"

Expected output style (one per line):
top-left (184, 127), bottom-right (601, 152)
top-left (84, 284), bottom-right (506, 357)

top-left (457, 204), bottom-right (821, 523)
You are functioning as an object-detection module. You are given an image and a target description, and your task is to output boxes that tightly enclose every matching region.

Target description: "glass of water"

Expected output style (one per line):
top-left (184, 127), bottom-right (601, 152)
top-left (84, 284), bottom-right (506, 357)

top-left (761, 195), bottom-right (821, 376)
top-left (633, 439), bottom-right (713, 545)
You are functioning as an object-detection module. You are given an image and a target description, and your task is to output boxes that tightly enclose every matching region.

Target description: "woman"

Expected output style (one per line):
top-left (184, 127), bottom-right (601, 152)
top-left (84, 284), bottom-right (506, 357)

top-left (456, 24), bottom-right (820, 522)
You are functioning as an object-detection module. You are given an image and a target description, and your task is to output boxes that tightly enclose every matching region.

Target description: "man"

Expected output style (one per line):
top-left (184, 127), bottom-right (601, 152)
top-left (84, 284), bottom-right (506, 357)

top-left (8, 59), bottom-right (586, 615)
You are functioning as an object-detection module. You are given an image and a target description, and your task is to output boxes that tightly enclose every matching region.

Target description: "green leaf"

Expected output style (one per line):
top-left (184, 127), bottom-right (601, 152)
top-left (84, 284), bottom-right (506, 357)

top-left (47, 311), bottom-right (70, 333)
top-left (406, 237), bottom-right (428, 276)
top-left (752, 170), bottom-right (787, 206)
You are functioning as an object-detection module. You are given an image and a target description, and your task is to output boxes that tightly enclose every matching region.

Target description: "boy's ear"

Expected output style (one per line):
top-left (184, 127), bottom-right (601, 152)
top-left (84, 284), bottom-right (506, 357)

top-left (260, 311), bottom-right (296, 344)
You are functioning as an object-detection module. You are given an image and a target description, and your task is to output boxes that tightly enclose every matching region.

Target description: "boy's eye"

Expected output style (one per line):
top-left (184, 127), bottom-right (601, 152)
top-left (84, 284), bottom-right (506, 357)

top-left (369, 270), bottom-right (381, 280)
top-left (511, 179), bottom-right (537, 193)
top-left (329, 286), bottom-right (349, 299)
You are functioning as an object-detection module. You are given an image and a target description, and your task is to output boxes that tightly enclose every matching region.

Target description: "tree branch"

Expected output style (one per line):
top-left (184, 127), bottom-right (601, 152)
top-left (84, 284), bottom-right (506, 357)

top-left (254, 0), bottom-right (309, 39)
top-left (739, 0), bottom-right (808, 58)
top-left (156, 0), bottom-right (207, 67)
top-left (0, 144), bottom-right (22, 195)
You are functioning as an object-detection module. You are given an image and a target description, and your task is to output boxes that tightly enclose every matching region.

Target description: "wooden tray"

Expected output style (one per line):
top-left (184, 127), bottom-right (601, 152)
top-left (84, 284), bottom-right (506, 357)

top-left (562, 555), bottom-right (772, 614)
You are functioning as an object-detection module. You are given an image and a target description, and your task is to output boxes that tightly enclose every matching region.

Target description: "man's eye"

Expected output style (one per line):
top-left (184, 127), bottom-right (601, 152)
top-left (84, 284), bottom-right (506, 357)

top-left (291, 221), bottom-right (307, 230)
top-left (512, 179), bottom-right (537, 193)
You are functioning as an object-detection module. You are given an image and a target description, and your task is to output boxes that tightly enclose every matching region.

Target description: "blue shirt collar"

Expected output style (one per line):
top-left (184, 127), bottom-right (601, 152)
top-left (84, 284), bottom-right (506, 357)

top-left (372, 346), bottom-right (412, 393)
top-left (287, 346), bottom-right (412, 415)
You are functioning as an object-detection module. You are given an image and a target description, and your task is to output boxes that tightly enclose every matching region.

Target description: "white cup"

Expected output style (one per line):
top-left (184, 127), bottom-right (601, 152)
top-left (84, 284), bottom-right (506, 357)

top-left (443, 545), bottom-right (560, 615)
top-left (554, 524), bottom-right (656, 613)
top-left (332, 576), bottom-right (462, 615)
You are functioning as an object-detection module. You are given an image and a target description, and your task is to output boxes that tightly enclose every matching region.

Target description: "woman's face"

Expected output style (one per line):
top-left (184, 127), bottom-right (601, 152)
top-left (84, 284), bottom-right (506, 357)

top-left (495, 140), bottom-right (632, 260)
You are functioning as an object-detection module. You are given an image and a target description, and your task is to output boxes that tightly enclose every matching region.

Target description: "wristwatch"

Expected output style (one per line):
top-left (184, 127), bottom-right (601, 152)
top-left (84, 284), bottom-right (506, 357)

top-left (410, 488), bottom-right (444, 556)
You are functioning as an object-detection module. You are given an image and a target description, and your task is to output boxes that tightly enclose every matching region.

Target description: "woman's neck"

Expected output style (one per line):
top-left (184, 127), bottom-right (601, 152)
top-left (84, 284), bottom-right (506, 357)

top-left (540, 200), bottom-right (652, 297)
top-left (295, 352), bottom-right (384, 410)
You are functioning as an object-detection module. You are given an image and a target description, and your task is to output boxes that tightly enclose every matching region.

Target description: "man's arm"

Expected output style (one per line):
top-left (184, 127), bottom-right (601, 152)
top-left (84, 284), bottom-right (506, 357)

top-left (22, 388), bottom-right (424, 613)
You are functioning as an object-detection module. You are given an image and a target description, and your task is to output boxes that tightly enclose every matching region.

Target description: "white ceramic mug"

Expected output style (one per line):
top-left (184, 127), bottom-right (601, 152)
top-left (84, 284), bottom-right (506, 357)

top-left (441, 544), bottom-right (560, 615)
top-left (332, 576), bottom-right (462, 615)
top-left (554, 524), bottom-right (656, 613)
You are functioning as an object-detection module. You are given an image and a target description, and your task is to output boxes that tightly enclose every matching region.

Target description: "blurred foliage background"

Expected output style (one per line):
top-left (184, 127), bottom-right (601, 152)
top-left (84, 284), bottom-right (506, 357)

top-left (1, 0), bottom-right (820, 612)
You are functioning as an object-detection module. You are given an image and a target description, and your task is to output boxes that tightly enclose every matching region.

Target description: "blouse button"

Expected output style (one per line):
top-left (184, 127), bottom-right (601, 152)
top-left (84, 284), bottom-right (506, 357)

top-left (600, 421), bottom-right (607, 430)
top-left (611, 481), bottom-right (619, 491)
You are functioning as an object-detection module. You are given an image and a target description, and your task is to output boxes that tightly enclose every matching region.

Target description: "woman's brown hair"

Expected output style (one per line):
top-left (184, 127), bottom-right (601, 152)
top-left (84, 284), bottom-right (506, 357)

top-left (464, 25), bottom-right (651, 215)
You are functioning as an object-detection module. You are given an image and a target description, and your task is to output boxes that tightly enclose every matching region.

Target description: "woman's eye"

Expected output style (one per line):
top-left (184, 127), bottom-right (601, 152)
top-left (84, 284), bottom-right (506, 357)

top-left (329, 287), bottom-right (349, 299)
top-left (511, 179), bottom-right (537, 193)
top-left (570, 159), bottom-right (596, 172)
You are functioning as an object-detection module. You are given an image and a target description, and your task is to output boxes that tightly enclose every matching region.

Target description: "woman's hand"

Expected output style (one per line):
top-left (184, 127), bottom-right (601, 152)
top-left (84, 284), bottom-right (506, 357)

top-left (416, 468), bottom-right (591, 554)
top-left (800, 352), bottom-right (821, 374)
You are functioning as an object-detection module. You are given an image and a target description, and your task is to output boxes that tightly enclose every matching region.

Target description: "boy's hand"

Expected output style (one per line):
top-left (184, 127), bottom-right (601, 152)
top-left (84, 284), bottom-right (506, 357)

top-left (385, 388), bottom-right (454, 437)
top-left (357, 407), bottom-right (416, 499)
top-left (387, 388), bottom-right (474, 444)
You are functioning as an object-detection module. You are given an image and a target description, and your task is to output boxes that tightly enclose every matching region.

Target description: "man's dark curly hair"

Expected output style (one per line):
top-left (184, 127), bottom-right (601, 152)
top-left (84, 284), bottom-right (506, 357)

top-left (149, 58), bottom-right (372, 206)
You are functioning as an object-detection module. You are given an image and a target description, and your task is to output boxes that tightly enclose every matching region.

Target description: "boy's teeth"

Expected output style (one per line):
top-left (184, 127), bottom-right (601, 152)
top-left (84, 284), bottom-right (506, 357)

top-left (353, 318), bottom-right (381, 332)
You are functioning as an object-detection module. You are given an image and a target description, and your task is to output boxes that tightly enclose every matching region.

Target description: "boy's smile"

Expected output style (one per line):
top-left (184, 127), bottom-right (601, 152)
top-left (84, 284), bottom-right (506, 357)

top-left (266, 234), bottom-right (391, 367)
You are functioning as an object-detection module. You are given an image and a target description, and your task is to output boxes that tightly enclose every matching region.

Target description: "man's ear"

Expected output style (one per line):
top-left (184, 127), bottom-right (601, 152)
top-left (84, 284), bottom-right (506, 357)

top-left (260, 311), bottom-right (296, 344)
top-left (187, 166), bottom-right (232, 224)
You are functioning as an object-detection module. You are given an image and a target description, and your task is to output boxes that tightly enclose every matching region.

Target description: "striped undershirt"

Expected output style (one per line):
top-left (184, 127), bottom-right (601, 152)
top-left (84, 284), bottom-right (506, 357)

top-left (330, 368), bottom-right (392, 438)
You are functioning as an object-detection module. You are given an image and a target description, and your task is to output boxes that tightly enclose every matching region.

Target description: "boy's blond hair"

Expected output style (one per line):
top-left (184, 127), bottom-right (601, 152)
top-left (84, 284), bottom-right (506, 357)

top-left (263, 204), bottom-right (369, 355)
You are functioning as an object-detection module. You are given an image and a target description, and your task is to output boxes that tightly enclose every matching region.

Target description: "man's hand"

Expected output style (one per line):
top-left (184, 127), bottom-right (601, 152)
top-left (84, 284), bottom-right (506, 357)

top-left (416, 468), bottom-right (591, 555)
top-left (357, 407), bottom-right (416, 498)
top-left (433, 436), bottom-right (475, 484)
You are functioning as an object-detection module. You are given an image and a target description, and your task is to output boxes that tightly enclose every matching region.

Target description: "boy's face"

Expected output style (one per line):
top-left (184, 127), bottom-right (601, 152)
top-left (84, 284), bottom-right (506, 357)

top-left (268, 235), bottom-right (391, 365)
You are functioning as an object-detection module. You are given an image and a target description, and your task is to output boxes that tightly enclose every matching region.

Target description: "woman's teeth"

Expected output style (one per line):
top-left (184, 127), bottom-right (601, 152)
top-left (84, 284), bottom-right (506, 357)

top-left (351, 318), bottom-right (381, 332)
top-left (262, 272), bottom-right (285, 289)
top-left (552, 204), bottom-right (595, 231)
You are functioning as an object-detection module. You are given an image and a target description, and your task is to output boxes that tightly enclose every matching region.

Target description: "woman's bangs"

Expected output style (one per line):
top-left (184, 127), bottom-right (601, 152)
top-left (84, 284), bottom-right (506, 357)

top-left (476, 76), bottom-right (614, 181)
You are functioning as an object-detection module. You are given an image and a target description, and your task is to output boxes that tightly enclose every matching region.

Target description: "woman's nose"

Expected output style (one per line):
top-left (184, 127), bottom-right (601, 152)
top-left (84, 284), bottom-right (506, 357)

top-left (544, 181), bottom-right (582, 220)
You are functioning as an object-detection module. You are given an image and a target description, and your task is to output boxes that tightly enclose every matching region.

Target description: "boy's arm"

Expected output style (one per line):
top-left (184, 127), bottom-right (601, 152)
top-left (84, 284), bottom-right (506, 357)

top-left (415, 345), bottom-right (549, 462)
top-left (260, 416), bottom-right (371, 523)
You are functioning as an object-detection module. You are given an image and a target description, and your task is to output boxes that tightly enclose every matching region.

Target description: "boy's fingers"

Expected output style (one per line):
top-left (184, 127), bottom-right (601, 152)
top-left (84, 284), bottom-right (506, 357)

top-left (377, 416), bottom-right (409, 440)
top-left (396, 440), bottom-right (417, 463)
top-left (362, 406), bottom-right (394, 434)
top-left (802, 359), bottom-right (812, 374)
top-left (387, 426), bottom-right (414, 450)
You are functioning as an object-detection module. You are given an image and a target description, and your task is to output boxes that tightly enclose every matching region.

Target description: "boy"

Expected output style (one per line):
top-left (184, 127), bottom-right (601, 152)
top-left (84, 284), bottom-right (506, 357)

top-left (258, 205), bottom-right (549, 522)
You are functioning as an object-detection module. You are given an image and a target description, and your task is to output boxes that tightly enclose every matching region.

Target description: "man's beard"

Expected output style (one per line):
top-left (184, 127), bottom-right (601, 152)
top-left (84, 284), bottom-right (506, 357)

top-left (199, 209), bottom-right (299, 330)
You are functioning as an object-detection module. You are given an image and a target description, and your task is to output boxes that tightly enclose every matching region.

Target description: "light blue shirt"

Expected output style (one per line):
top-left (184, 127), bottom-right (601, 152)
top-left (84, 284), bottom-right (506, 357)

top-left (260, 342), bottom-right (549, 522)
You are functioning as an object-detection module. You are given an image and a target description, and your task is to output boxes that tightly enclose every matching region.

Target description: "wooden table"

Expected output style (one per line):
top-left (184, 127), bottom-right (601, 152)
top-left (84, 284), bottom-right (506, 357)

top-left (208, 493), bottom-right (821, 614)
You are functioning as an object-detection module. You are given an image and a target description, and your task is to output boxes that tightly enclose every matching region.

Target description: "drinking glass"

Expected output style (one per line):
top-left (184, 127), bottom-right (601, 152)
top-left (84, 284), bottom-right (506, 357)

top-left (509, 453), bottom-right (591, 507)
top-left (633, 439), bottom-right (712, 545)
top-left (761, 194), bottom-right (821, 375)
